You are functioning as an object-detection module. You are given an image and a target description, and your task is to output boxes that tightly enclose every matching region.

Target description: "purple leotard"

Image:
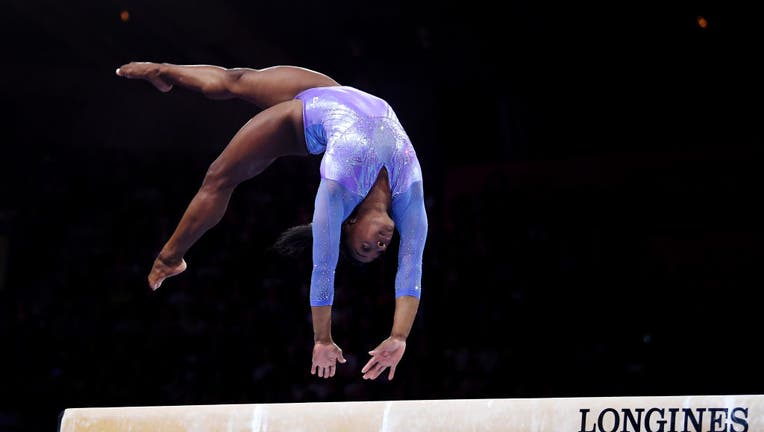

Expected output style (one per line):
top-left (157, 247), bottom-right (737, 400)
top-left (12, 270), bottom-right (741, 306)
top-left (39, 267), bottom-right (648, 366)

top-left (295, 86), bottom-right (428, 306)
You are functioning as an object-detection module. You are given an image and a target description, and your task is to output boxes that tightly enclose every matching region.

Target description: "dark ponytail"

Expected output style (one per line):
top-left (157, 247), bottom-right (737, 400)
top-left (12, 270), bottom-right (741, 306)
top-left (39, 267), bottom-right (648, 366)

top-left (271, 223), bottom-right (313, 258)
top-left (270, 222), bottom-right (365, 266)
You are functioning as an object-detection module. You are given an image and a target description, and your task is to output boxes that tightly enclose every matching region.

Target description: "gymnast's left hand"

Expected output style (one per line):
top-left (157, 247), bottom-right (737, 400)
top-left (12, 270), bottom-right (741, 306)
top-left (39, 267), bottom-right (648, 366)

top-left (362, 336), bottom-right (406, 380)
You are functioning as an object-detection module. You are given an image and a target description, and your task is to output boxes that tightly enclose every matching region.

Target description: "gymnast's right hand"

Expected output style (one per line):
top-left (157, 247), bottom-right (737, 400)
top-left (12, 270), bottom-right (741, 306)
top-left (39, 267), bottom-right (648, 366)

top-left (311, 341), bottom-right (347, 378)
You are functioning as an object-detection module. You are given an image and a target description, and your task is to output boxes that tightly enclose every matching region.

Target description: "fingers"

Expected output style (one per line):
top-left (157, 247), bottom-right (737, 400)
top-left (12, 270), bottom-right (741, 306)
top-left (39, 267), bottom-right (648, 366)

top-left (363, 362), bottom-right (387, 380)
top-left (362, 353), bottom-right (389, 379)
top-left (311, 360), bottom-right (340, 379)
top-left (388, 364), bottom-right (397, 380)
top-left (311, 364), bottom-right (325, 378)
top-left (362, 358), bottom-right (377, 374)
top-left (311, 365), bottom-right (337, 378)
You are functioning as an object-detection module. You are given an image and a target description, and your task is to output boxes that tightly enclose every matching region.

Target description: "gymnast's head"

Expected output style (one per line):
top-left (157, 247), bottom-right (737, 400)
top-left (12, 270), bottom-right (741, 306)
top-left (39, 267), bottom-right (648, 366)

top-left (271, 211), bottom-right (394, 264)
top-left (342, 211), bottom-right (394, 263)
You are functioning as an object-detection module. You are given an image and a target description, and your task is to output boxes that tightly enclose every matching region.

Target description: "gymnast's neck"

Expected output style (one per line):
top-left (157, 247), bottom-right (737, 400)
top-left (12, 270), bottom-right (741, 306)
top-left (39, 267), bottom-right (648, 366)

top-left (357, 168), bottom-right (392, 215)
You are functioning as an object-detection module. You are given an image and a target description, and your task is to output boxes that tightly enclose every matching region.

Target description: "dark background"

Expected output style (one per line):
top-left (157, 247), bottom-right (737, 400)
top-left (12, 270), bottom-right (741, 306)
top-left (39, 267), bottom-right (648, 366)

top-left (1, 0), bottom-right (763, 431)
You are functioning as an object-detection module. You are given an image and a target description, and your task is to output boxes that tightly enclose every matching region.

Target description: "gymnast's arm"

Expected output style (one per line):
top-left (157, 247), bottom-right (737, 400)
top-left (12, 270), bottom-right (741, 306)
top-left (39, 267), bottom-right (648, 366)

top-left (390, 181), bottom-right (427, 340)
top-left (362, 181), bottom-right (428, 380)
top-left (309, 178), bottom-right (356, 377)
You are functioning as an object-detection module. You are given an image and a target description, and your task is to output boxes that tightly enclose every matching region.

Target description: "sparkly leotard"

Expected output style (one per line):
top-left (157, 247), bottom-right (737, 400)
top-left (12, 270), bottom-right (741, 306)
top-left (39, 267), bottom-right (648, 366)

top-left (295, 86), bottom-right (428, 306)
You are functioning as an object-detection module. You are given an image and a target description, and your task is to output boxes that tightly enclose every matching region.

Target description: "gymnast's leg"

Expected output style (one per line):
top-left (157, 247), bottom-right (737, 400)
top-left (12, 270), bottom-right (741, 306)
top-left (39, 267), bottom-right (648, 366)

top-left (115, 62), bottom-right (338, 289)
top-left (115, 62), bottom-right (339, 108)
top-left (145, 99), bottom-right (307, 290)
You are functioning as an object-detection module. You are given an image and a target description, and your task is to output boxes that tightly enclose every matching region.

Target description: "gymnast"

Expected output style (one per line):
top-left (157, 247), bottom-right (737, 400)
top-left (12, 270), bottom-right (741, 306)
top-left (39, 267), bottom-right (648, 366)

top-left (115, 62), bottom-right (428, 381)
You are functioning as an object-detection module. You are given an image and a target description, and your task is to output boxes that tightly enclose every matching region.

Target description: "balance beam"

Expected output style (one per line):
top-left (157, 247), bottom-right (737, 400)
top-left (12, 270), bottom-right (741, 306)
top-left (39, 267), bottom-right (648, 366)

top-left (59, 394), bottom-right (762, 432)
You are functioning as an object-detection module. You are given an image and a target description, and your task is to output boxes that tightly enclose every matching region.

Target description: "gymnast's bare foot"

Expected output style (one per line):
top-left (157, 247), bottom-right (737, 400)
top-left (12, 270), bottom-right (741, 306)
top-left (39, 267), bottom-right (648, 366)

top-left (148, 255), bottom-right (187, 290)
top-left (115, 62), bottom-right (174, 93)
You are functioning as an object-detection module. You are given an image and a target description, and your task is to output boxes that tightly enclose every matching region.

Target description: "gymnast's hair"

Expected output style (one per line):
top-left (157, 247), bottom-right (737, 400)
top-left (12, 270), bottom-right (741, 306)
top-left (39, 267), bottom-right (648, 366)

top-left (271, 223), bottom-right (364, 266)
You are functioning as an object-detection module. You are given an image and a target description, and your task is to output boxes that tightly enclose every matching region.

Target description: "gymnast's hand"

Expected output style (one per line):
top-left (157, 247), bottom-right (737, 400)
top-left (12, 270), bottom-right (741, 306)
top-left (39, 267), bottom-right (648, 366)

top-left (311, 341), bottom-right (347, 378)
top-left (362, 336), bottom-right (406, 380)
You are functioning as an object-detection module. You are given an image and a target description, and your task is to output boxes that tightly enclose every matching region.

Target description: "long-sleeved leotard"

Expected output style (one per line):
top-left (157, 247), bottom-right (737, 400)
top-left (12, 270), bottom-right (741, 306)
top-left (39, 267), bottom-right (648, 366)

top-left (294, 86), bottom-right (428, 307)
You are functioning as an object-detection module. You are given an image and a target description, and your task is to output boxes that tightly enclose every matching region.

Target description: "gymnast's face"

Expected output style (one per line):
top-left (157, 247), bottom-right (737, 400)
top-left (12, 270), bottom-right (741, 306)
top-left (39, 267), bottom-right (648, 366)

top-left (344, 213), bottom-right (395, 263)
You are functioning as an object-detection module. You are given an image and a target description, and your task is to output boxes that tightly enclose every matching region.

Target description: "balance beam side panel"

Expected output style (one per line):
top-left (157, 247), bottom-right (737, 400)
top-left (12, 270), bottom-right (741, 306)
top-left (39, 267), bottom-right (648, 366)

top-left (60, 394), bottom-right (764, 432)
top-left (60, 401), bottom-right (389, 432)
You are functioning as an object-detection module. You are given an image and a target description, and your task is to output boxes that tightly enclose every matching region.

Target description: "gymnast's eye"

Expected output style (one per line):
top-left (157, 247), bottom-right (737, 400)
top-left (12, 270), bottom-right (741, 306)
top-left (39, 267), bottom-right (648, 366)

top-left (377, 241), bottom-right (385, 248)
